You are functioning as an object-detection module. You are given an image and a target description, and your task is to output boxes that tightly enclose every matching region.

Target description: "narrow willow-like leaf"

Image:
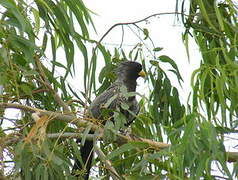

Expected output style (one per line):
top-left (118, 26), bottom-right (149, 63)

top-left (107, 142), bottom-right (148, 160)
top-left (197, 0), bottom-right (218, 32)
top-left (214, 1), bottom-right (224, 31)
top-left (98, 44), bottom-right (111, 65)
top-left (0, 0), bottom-right (27, 31)
top-left (31, 7), bottom-right (40, 35)
top-left (63, 0), bottom-right (89, 37)
top-left (153, 47), bottom-right (163, 52)
top-left (42, 33), bottom-right (48, 53)
top-left (159, 55), bottom-right (183, 82)
top-left (182, 33), bottom-right (190, 62)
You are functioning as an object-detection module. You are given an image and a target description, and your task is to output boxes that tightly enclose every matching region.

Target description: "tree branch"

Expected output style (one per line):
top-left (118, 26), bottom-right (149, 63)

top-left (94, 144), bottom-right (121, 180)
top-left (1, 102), bottom-right (238, 163)
top-left (98, 12), bottom-right (187, 44)
top-left (85, 12), bottom-right (188, 112)
top-left (52, 131), bottom-right (238, 163)
top-left (0, 102), bottom-right (44, 113)
top-left (34, 56), bottom-right (71, 113)
top-left (47, 132), bottom-right (94, 141)
top-left (0, 102), bottom-right (101, 131)
top-left (226, 152), bottom-right (238, 163)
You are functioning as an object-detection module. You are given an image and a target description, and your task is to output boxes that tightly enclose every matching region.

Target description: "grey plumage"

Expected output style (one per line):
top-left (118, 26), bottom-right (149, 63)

top-left (74, 61), bottom-right (145, 179)
top-left (89, 81), bottom-right (139, 125)
top-left (89, 61), bottom-right (144, 124)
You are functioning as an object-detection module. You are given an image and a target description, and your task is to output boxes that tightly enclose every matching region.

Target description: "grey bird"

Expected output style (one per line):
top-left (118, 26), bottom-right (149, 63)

top-left (72, 61), bottom-right (145, 179)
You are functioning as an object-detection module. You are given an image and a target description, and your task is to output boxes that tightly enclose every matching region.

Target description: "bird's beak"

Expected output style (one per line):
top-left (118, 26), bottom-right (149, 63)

top-left (138, 70), bottom-right (146, 78)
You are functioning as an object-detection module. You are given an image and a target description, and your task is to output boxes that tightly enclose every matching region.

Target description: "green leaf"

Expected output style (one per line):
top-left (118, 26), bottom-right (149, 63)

top-left (143, 28), bottom-right (149, 40)
top-left (214, 1), bottom-right (224, 31)
top-left (182, 33), bottom-right (190, 62)
top-left (35, 164), bottom-right (44, 180)
top-left (71, 140), bottom-right (83, 166)
top-left (31, 7), bottom-right (40, 35)
top-left (125, 174), bottom-right (157, 180)
top-left (63, 0), bottom-right (90, 38)
top-left (153, 47), bottom-right (163, 52)
top-left (42, 33), bottom-right (48, 53)
top-left (113, 111), bottom-right (126, 130)
top-left (107, 142), bottom-right (148, 160)
top-left (22, 70), bottom-right (38, 76)
top-left (43, 166), bottom-right (49, 180)
top-left (104, 94), bottom-right (118, 108)
top-left (20, 83), bottom-right (32, 96)
top-left (51, 36), bottom-right (57, 75)
top-left (0, 0), bottom-right (27, 31)
top-left (120, 85), bottom-right (128, 94)
top-left (51, 61), bottom-right (67, 70)
top-left (98, 43), bottom-right (111, 64)
top-left (8, 34), bottom-right (37, 62)
top-left (159, 55), bottom-right (183, 82)
top-left (103, 120), bottom-right (117, 143)
top-left (0, 47), bottom-right (8, 63)
top-left (150, 60), bottom-right (159, 66)
top-left (121, 102), bottom-right (129, 110)
top-left (81, 125), bottom-right (92, 146)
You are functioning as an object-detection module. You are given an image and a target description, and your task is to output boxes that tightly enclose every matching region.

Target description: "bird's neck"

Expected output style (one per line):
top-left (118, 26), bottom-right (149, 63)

top-left (124, 79), bottom-right (137, 92)
top-left (116, 79), bottom-right (137, 92)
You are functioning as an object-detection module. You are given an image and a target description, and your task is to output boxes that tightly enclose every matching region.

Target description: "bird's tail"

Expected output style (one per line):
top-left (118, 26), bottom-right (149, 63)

top-left (72, 139), bottom-right (93, 180)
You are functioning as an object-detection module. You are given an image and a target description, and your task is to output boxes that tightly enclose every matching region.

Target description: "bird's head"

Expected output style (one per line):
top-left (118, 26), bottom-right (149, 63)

top-left (116, 61), bottom-right (145, 82)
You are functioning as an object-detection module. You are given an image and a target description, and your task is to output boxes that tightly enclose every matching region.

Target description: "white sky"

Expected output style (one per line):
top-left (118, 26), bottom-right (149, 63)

top-left (83, 0), bottom-right (201, 102)
top-left (1, 0), bottom-right (237, 177)
top-left (83, 0), bottom-right (237, 176)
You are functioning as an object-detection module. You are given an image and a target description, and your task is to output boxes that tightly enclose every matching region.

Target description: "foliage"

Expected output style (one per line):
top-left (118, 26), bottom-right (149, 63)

top-left (183, 0), bottom-right (238, 126)
top-left (0, 0), bottom-right (238, 179)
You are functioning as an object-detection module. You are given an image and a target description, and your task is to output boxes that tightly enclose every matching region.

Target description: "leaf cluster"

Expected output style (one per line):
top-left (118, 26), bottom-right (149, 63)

top-left (0, 0), bottom-right (238, 179)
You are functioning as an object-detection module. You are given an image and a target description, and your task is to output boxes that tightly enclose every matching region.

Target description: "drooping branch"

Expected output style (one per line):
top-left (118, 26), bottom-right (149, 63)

top-left (0, 102), bottom-right (100, 131)
top-left (0, 103), bottom-right (44, 113)
top-left (85, 12), bottom-right (188, 108)
top-left (97, 12), bottom-right (188, 45)
top-left (4, 130), bottom-right (238, 163)
top-left (34, 56), bottom-right (71, 113)
top-left (94, 144), bottom-right (122, 180)
top-left (47, 132), bottom-right (94, 141)
top-left (1, 102), bottom-right (238, 163)
top-left (226, 152), bottom-right (238, 163)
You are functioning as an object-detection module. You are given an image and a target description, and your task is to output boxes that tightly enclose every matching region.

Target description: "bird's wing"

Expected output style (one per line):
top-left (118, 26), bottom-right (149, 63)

top-left (89, 82), bottom-right (121, 119)
top-left (89, 82), bottom-right (139, 125)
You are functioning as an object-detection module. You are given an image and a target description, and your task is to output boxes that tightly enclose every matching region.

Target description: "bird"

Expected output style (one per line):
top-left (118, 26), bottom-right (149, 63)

top-left (72, 61), bottom-right (145, 179)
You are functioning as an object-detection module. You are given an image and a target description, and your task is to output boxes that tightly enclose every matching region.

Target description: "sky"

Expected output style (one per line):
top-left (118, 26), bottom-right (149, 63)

top-left (1, 0), bottom-right (237, 176)
top-left (2, 0), bottom-right (202, 137)
top-left (83, 0), bottom-right (237, 175)
top-left (83, 0), bottom-right (201, 102)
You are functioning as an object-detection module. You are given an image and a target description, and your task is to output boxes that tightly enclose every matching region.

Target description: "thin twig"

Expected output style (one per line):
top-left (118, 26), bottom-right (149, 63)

top-left (94, 144), bottom-right (122, 180)
top-left (1, 102), bottom-right (238, 162)
top-left (119, 26), bottom-right (124, 49)
top-left (47, 132), bottom-right (94, 140)
top-left (85, 12), bottom-right (188, 115)
top-left (0, 103), bottom-right (101, 131)
top-left (98, 12), bottom-right (187, 45)
top-left (34, 56), bottom-right (71, 113)
top-left (0, 102), bottom-right (45, 113)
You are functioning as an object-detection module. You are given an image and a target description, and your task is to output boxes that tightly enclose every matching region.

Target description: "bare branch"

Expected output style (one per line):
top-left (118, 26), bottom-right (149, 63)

top-left (98, 12), bottom-right (187, 44)
top-left (0, 103), bottom-right (101, 131)
top-left (85, 12), bottom-right (188, 111)
top-left (226, 152), bottom-right (238, 163)
top-left (1, 102), bottom-right (238, 163)
top-left (0, 102), bottom-right (44, 113)
top-left (94, 144), bottom-right (122, 180)
top-left (47, 132), bottom-right (94, 141)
